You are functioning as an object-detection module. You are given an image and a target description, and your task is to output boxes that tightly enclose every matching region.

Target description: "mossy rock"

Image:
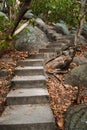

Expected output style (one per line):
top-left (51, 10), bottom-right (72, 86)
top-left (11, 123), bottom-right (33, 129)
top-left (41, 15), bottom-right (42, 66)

top-left (64, 104), bottom-right (87, 130)
top-left (64, 64), bottom-right (87, 88)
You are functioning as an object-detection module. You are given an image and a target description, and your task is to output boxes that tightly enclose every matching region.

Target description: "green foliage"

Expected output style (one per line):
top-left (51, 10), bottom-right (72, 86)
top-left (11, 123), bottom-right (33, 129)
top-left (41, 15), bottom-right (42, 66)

top-left (8, 0), bottom-right (15, 5)
top-left (0, 0), bottom-right (22, 51)
top-left (0, 40), bottom-right (8, 49)
top-left (0, 15), bottom-right (9, 32)
top-left (31, 0), bottom-right (81, 27)
top-left (29, 18), bottom-right (36, 26)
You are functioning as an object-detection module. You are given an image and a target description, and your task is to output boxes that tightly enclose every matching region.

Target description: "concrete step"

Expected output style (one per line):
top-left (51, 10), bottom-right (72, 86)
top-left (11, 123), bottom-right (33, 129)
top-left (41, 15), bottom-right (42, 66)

top-left (7, 88), bottom-right (49, 105)
top-left (39, 48), bottom-right (61, 53)
top-left (11, 75), bottom-right (46, 88)
top-left (57, 37), bottom-right (70, 43)
top-left (29, 53), bottom-right (44, 59)
top-left (17, 59), bottom-right (44, 67)
top-left (15, 66), bottom-right (44, 76)
top-left (0, 104), bottom-right (56, 130)
top-left (46, 43), bottom-right (65, 48)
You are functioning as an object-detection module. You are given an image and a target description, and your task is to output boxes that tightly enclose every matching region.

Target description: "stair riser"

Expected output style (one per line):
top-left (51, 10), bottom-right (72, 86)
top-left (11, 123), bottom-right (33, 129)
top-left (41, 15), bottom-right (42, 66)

top-left (46, 43), bottom-right (65, 48)
top-left (17, 61), bottom-right (43, 66)
top-left (56, 39), bottom-right (70, 42)
top-left (39, 49), bottom-right (56, 53)
top-left (7, 96), bottom-right (49, 105)
top-left (39, 49), bottom-right (61, 53)
top-left (0, 123), bottom-right (56, 130)
top-left (12, 81), bottom-right (46, 88)
top-left (29, 54), bottom-right (44, 59)
top-left (46, 47), bottom-right (61, 50)
top-left (15, 69), bottom-right (44, 76)
top-left (46, 45), bottom-right (61, 48)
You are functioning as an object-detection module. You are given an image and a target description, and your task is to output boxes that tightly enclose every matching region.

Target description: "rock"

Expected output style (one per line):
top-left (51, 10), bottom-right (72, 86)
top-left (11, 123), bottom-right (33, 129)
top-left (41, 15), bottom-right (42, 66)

top-left (64, 64), bottom-right (87, 88)
top-left (70, 27), bottom-right (76, 34)
top-left (82, 23), bottom-right (87, 38)
top-left (23, 10), bottom-right (35, 19)
top-left (15, 25), bottom-right (48, 52)
top-left (67, 34), bottom-right (87, 45)
top-left (35, 18), bottom-right (45, 26)
top-left (73, 57), bottom-right (87, 65)
top-left (65, 104), bottom-right (87, 130)
top-left (55, 21), bottom-right (69, 35)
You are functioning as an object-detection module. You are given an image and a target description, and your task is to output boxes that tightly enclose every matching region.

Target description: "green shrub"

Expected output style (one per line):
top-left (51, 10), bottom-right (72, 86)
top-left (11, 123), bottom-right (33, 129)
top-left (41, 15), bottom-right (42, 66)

top-left (31, 0), bottom-right (81, 27)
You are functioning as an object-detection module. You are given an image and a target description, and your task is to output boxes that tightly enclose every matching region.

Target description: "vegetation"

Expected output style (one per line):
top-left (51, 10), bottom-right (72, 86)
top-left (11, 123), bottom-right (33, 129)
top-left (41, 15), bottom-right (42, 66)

top-left (0, 0), bottom-right (32, 55)
top-left (31, 0), bottom-right (82, 27)
top-left (0, 0), bottom-right (87, 55)
top-left (0, 1), bottom-right (87, 130)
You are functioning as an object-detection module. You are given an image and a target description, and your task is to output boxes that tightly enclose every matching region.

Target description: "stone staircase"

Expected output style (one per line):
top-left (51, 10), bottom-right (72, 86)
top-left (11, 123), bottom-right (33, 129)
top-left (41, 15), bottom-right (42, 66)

top-left (0, 53), bottom-right (56, 130)
top-left (0, 20), bottom-right (72, 130)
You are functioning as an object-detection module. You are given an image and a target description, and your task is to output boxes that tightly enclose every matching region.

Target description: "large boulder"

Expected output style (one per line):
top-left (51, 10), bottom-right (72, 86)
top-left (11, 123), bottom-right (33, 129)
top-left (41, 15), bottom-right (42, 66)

top-left (65, 104), bottom-right (87, 130)
top-left (64, 64), bottom-right (87, 88)
top-left (15, 25), bottom-right (49, 52)
top-left (55, 21), bottom-right (69, 35)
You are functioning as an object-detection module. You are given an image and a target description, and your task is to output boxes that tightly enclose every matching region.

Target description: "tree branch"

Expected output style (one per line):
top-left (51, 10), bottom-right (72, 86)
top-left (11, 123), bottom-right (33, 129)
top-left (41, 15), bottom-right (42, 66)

top-left (10, 0), bottom-right (32, 36)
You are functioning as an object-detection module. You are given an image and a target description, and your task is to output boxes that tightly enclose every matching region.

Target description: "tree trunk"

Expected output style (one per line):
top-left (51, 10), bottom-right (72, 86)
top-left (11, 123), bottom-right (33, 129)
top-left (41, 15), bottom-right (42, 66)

top-left (10, 0), bottom-right (32, 36)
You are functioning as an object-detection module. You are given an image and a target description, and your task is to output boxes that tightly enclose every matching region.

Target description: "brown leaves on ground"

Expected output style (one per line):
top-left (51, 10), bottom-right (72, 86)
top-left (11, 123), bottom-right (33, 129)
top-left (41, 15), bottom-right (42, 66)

top-left (47, 74), bottom-right (87, 130)
top-left (46, 45), bottom-right (87, 130)
top-left (0, 49), bottom-right (28, 114)
top-left (47, 76), bottom-right (78, 130)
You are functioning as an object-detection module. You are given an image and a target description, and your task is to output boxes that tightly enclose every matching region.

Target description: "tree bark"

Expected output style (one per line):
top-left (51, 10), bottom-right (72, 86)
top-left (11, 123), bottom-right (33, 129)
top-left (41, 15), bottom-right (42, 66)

top-left (10, 0), bottom-right (32, 36)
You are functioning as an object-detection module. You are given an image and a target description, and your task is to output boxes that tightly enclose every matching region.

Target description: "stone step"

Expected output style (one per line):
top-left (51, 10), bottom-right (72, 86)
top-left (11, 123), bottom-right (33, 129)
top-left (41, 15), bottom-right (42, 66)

top-left (11, 75), bottom-right (46, 88)
top-left (7, 88), bottom-right (49, 105)
top-left (46, 43), bottom-right (65, 48)
top-left (15, 66), bottom-right (44, 76)
top-left (57, 39), bottom-right (70, 42)
top-left (39, 48), bottom-right (61, 53)
top-left (0, 104), bottom-right (56, 130)
top-left (29, 53), bottom-right (44, 59)
top-left (17, 59), bottom-right (44, 66)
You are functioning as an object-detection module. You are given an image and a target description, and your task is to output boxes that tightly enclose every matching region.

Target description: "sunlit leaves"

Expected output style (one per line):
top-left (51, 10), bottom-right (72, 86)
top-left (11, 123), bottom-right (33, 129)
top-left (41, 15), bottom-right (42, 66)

top-left (31, 0), bottom-right (82, 27)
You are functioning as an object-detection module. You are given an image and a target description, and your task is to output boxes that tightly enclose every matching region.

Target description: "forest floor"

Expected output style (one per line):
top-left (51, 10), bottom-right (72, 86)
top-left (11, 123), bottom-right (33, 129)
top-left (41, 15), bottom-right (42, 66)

top-left (0, 46), bottom-right (87, 130)
top-left (45, 45), bottom-right (87, 129)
